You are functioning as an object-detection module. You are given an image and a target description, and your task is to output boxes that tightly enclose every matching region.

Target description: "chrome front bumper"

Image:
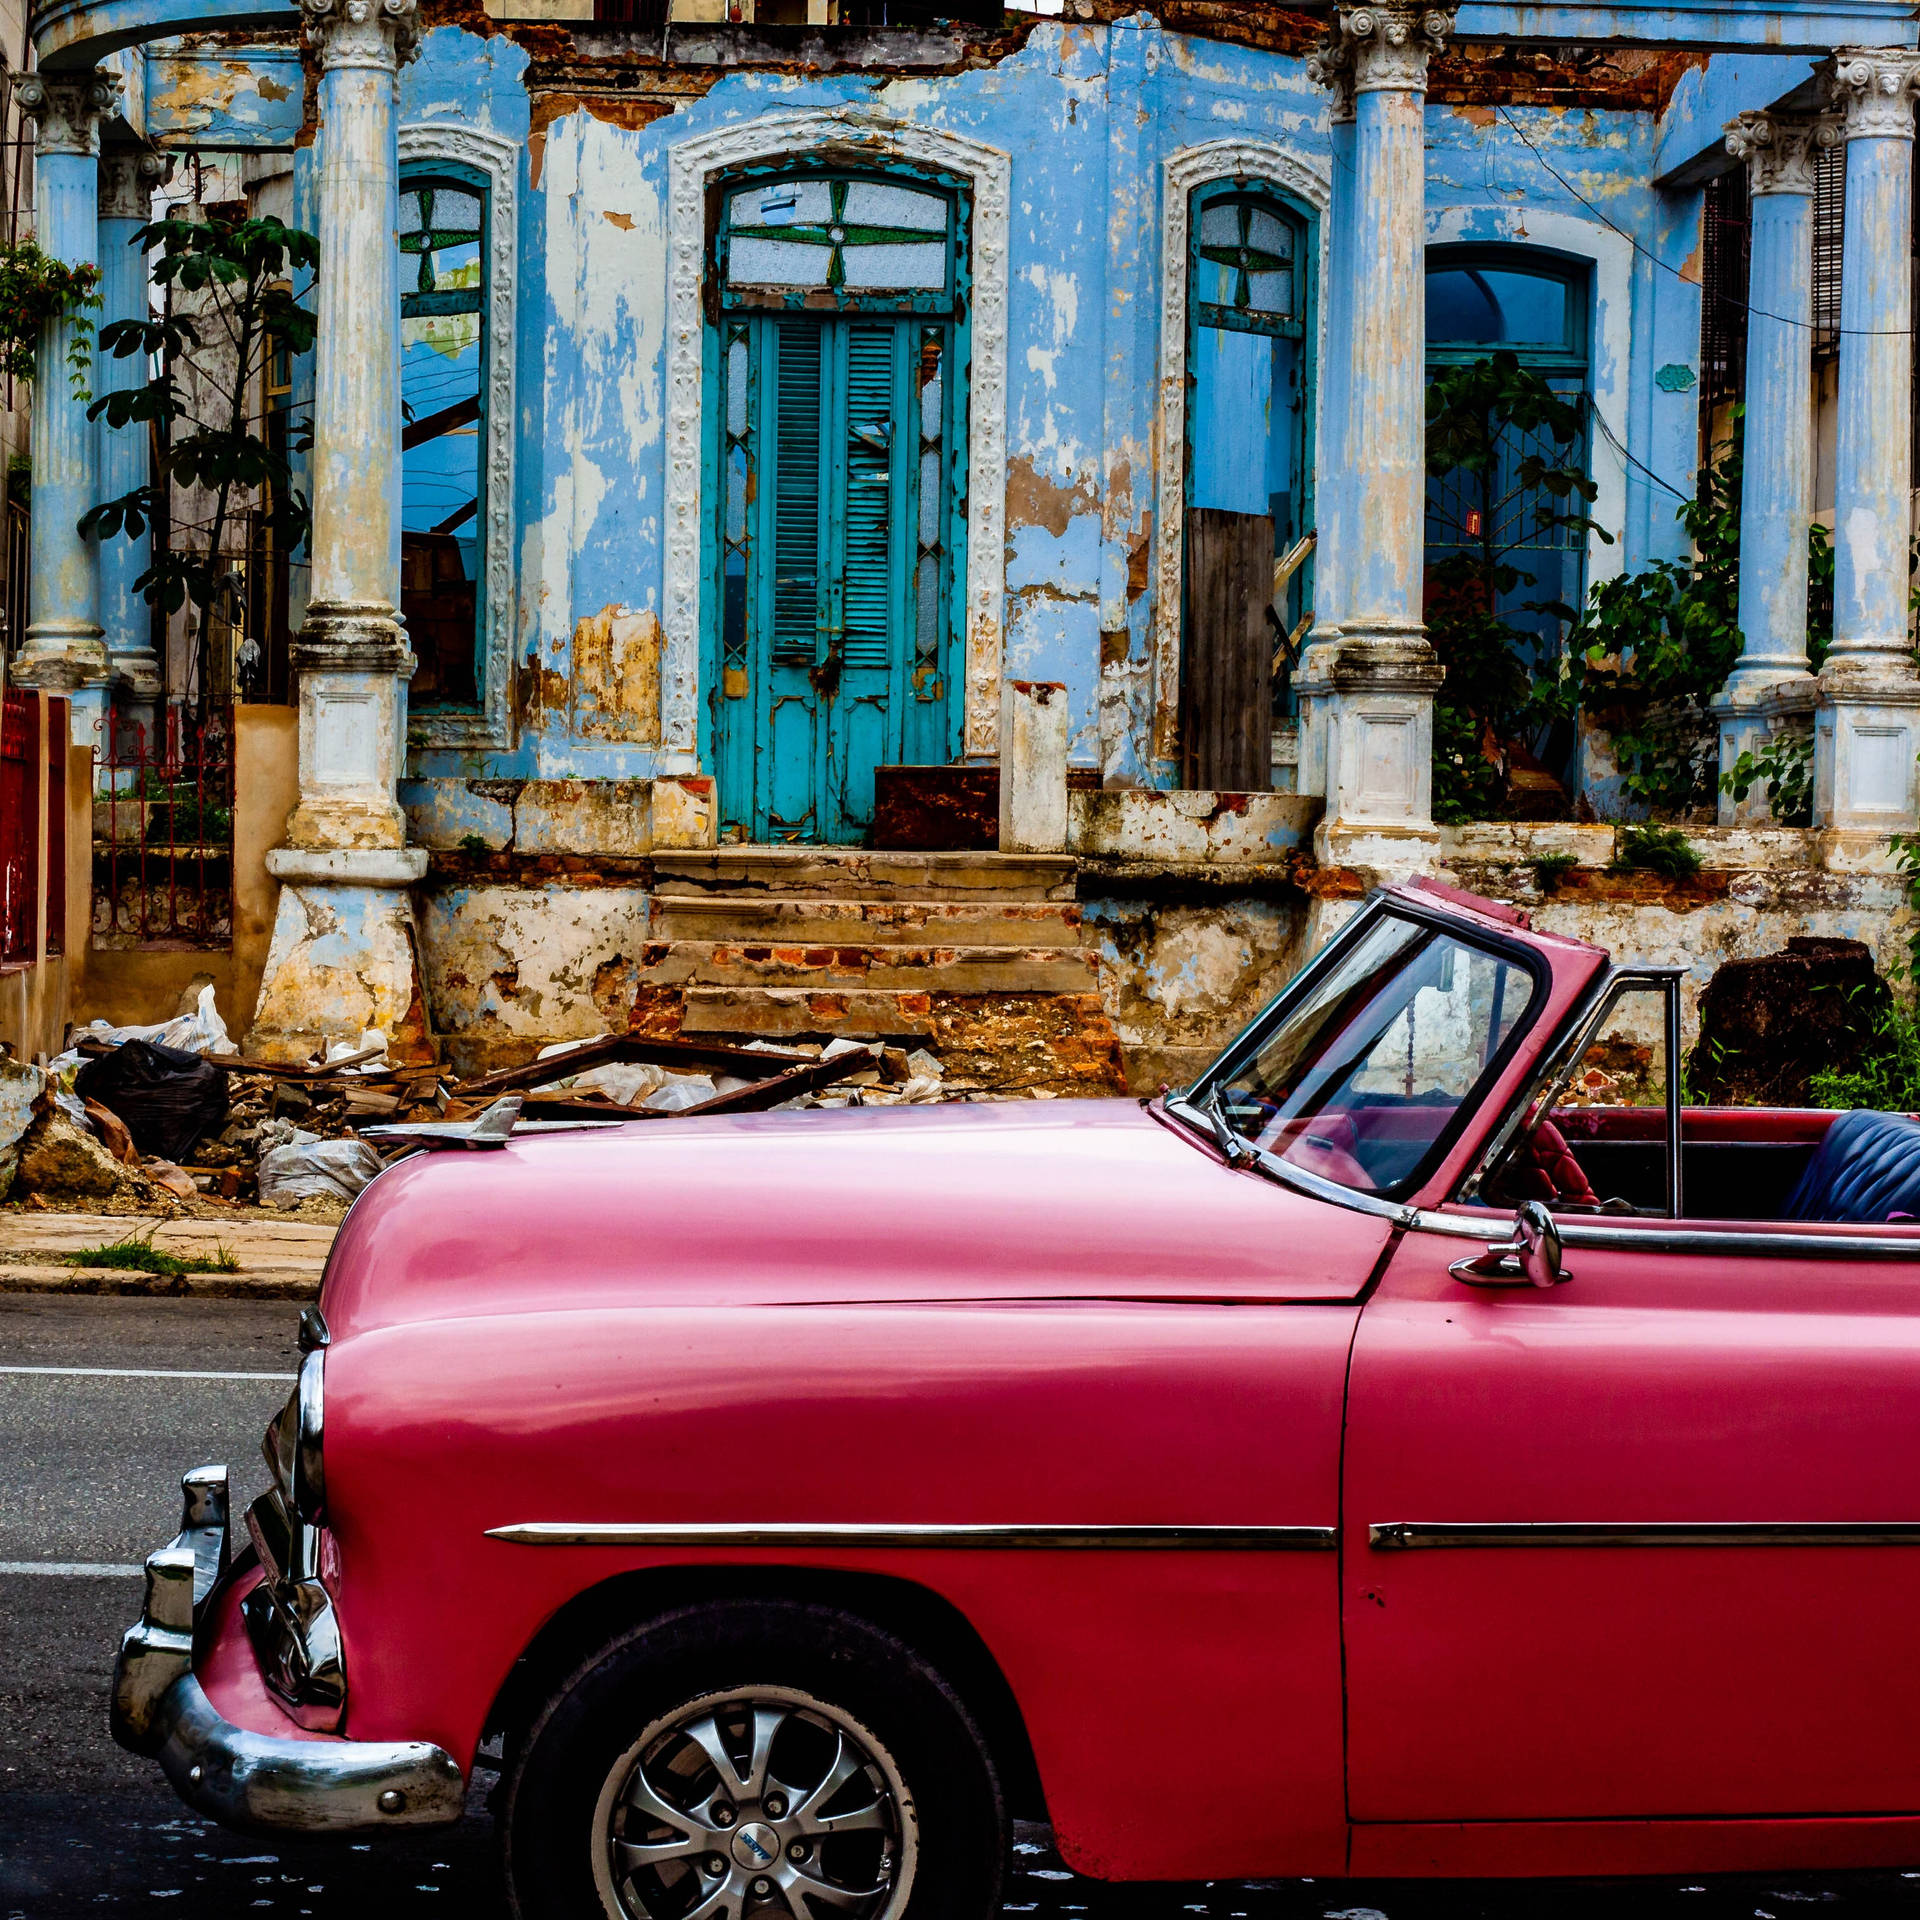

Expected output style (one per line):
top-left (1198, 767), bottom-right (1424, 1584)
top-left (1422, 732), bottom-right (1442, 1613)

top-left (111, 1465), bottom-right (466, 1835)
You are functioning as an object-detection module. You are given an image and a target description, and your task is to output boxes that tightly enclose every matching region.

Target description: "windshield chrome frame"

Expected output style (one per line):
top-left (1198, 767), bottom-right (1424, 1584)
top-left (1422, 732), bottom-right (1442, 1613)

top-left (1169, 890), bottom-right (1551, 1211)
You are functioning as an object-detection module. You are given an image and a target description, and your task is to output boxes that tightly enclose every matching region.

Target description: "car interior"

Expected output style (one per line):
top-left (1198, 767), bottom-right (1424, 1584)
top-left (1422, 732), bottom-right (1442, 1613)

top-left (1210, 905), bottom-right (1920, 1229)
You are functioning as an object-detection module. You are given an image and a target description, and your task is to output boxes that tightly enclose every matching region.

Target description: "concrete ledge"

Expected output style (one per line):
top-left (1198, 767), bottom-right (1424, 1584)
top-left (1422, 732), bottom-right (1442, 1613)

top-left (266, 847), bottom-right (430, 886)
top-left (0, 1264), bottom-right (320, 1299)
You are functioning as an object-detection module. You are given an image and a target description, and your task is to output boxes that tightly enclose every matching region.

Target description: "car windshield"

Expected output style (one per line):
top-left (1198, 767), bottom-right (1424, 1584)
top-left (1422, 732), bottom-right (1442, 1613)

top-left (1202, 910), bottom-right (1539, 1197)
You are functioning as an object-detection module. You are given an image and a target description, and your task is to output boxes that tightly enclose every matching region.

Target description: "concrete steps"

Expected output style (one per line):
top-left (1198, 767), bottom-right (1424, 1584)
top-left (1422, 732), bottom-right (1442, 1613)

top-left (634, 849), bottom-right (1118, 1077)
top-left (634, 940), bottom-right (1099, 995)
top-left (648, 894), bottom-right (1083, 947)
top-left (653, 849), bottom-right (1076, 903)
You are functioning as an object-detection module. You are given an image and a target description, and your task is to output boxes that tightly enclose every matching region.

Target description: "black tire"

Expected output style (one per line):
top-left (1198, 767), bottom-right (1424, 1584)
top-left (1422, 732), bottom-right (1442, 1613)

top-left (501, 1597), bottom-right (1006, 1920)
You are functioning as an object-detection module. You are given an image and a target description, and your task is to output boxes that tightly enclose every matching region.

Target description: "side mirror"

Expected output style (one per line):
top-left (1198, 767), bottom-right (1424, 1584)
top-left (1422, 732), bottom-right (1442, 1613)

top-left (1449, 1200), bottom-right (1573, 1290)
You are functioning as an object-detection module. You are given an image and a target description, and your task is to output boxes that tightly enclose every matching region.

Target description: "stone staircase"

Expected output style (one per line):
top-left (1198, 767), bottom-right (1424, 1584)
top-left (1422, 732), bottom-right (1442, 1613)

top-left (628, 849), bottom-right (1126, 1095)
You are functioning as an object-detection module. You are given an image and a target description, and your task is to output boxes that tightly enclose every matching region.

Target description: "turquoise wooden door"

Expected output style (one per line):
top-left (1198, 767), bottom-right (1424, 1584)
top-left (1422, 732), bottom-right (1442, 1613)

top-left (706, 170), bottom-right (966, 844)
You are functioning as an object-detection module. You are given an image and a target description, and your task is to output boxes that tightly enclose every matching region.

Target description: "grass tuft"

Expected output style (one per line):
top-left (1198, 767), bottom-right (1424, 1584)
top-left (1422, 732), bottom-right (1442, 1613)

top-left (67, 1233), bottom-right (239, 1278)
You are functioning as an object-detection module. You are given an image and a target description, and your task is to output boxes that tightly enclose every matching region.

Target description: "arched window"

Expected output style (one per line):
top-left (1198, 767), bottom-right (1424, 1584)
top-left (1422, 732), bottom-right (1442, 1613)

top-left (1425, 246), bottom-right (1592, 691)
top-left (399, 165), bottom-right (488, 711)
top-left (705, 166), bottom-right (968, 844)
top-left (1182, 180), bottom-right (1314, 788)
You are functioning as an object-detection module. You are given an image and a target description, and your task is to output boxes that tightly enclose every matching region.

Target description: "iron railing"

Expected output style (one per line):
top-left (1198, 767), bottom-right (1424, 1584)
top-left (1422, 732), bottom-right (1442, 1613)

top-left (93, 706), bottom-right (234, 950)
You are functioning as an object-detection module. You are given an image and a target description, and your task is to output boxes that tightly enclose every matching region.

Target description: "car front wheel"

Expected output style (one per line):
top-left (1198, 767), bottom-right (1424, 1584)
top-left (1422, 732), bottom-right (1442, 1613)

top-left (501, 1598), bottom-right (1006, 1920)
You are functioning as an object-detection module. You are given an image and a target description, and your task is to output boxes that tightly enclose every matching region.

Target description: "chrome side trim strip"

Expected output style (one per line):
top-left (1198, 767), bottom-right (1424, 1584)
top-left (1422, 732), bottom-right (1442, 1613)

top-left (1371, 1521), bottom-right (1920, 1550)
top-left (487, 1522), bottom-right (1338, 1551)
top-left (1408, 1207), bottom-right (1920, 1259)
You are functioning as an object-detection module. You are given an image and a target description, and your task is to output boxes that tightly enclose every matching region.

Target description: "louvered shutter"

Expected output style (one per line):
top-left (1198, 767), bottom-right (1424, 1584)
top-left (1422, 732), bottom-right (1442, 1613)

top-left (841, 324), bottom-right (898, 672)
top-left (771, 320), bottom-right (824, 667)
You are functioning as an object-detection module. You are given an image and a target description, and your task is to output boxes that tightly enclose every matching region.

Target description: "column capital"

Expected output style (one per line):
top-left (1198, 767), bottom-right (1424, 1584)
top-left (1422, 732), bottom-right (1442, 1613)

top-left (16, 72), bottom-right (120, 160)
top-left (1825, 47), bottom-right (1920, 142)
top-left (1308, 5), bottom-right (1454, 107)
top-left (98, 147), bottom-right (171, 223)
top-left (301, 0), bottom-right (421, 71)
top-left (1725, 110), bottom-right (1826, 196)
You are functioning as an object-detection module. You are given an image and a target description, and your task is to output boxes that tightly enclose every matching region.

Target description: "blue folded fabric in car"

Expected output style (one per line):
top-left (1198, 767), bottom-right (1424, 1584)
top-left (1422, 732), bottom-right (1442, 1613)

top-left (1782, 1108), bottom-right (1920, 1224)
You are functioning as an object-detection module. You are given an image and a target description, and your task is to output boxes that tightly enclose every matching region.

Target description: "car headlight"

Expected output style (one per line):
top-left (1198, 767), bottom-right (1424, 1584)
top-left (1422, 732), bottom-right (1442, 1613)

top-left (264, 1347), bottom-right (325, 1524)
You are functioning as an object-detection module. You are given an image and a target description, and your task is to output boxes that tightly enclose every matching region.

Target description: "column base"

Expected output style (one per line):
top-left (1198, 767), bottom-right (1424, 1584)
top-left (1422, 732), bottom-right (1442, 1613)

top-left (10, 624), bottom-right (110, 695)
top-left (1813, 656), bottom-right (1920, 833)
top-left (244, 859), bottom-right (434, 1066)
top-left (1713, 670), bottom-right (1817, 826)
top-left (1299, 625), bottom-right (1445, 861)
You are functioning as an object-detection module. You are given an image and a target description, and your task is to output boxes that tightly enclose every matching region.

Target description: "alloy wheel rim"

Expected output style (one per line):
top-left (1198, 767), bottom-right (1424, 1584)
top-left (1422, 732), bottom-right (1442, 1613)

top-left (592, 1684), bottom-right (917, 1920)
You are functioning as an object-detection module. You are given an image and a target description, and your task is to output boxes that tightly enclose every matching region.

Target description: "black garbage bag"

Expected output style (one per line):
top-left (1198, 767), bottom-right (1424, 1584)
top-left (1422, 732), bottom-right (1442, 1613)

top-left (74, 1039), bottom-right (229, 1162)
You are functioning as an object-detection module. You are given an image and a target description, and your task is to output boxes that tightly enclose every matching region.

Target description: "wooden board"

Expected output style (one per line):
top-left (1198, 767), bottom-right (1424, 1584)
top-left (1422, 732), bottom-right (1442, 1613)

top-left (1182, 507), bottom-right (1274, 793)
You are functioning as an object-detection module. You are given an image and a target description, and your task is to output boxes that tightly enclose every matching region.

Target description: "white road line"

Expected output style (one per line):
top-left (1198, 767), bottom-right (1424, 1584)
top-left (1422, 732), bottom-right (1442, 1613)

top-left (0, 1561), bottom-right (141, 1576)
top-left (0, 1364), bottom-right (295, 1381)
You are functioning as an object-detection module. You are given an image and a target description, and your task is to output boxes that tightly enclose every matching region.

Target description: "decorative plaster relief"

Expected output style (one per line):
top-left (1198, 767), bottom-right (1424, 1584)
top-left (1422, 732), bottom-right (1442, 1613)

top-left (313, 687), bottom-right (381, 786)
top-left (302, 0), bottom-right (422, 71)
top-left (1153, 140), bottom-right (1330, 764)
top-left (1725, 110), bottom-right (1824, 196)
top-left (663, 107), bottom-right (1011, 761)
top-left (1308, 5), bottom-right (1455, 101)
top-left (399, 121), bottom-right (519, 753)
top-left (16, 73), bottom-right (119, 159)
top-left (1827, 48), bottom-right (1920, 142)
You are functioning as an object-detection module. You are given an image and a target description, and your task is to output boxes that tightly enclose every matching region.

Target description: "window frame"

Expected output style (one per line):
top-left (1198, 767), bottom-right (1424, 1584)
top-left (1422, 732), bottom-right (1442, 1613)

top-left (709, 160), bottom-right (969, 320)
top-left (1180, 174), bottom-right (1319, 725)
top-left (398, 124), bottom-right (519, 755)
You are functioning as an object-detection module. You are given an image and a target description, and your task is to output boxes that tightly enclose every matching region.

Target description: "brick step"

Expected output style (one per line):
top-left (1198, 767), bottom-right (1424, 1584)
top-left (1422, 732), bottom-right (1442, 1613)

top-left (634, 941), bottom-right (1099, 995)
top-left (649, 894), bottom-right (1083, 947)
top-left (678, 987), bottom-right (941, 1037)
top-left (652, 848), bottom-right (1076, 903)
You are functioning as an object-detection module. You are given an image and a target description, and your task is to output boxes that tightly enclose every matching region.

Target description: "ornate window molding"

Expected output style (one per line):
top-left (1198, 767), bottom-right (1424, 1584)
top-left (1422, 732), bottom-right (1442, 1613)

top-left (1425, 204), bottom-right (1630, 595)
top-left (1154, 139), bottom-right (1330, 762)
top-left (664, 107), bottom-right (1011, 761)
top-left (399, 118), bottom-right (517, 751)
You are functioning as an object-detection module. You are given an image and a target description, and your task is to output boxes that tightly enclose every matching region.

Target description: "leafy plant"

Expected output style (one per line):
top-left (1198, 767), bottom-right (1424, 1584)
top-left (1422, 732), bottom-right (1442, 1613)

top-left (1530, 851), bottom-right (1579, 894)
top-left (1568, 430), bottom-right (1744, 816)
top-left (68, 1231), bottom-right (237, 1277)
top-left (1422, 351), bottom-right (1605, 823)
top-left (1719, 725), bottom-right (1814, 826)
top-left (1888, 834), bottom-right (1920, 991)
top-left (1810, 1001), bottom-right (1920, 1112)
top-left (80, 213), bottom-right (316, 695)
top-left (1611, 822), bottom-right (1702, 880)
top-left (0, 240), bottom-right (102, 397)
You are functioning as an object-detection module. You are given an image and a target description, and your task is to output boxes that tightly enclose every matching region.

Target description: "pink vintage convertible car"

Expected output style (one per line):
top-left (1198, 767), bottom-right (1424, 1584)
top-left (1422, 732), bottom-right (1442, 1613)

top-left (113, 879), bottom-right (1920, 1916)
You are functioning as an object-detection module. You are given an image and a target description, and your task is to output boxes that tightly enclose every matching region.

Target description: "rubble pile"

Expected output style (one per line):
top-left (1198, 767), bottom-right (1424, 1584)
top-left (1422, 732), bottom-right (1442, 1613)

top-left (0, 993), bottom-right (957, 1218)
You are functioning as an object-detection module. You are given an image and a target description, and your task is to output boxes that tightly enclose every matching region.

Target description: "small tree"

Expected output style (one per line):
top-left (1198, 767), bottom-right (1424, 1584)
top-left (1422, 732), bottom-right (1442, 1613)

top-left (1423, 350), bottom-right (1606, 822)
top-left (1567, 431), bottom-right (1744, 816)
top-left (80, 212), bottom-right (317, 697)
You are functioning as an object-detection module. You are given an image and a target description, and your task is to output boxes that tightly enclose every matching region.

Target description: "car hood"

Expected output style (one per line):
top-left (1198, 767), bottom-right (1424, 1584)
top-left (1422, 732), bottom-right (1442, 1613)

top-left (319, 1099), bottom-right (1390, 1339)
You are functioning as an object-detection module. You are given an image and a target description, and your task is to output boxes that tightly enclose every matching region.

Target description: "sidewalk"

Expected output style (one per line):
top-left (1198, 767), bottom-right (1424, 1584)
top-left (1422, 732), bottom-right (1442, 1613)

top-left (0, 1210), bottom-right (334, 1298)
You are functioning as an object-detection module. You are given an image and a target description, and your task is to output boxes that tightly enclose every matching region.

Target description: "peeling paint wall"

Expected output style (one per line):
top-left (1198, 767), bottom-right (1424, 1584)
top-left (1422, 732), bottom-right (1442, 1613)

top-left (373, 11), bottom-right (1803, 839)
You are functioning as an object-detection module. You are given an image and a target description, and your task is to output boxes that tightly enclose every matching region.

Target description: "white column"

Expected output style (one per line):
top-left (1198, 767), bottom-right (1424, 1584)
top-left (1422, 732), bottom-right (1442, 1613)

top-left (1815, 48), bottom-right (1920, 850)
top-left (247, 0), bottom-right (432, 1063)
top-left (1302, 4), bottom-right (1451, 870)
top-left (9, 72), bottom-right (118, 764)
top-left (97, 146), bottom-right (168, 730)
top-left (1715, 111), bottom-right (1821, 824)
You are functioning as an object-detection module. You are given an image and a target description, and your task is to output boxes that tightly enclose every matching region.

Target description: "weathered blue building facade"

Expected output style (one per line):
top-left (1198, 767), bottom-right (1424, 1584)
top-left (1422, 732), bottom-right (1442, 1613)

top-left (13, 0), bottom-right (1920, 1082)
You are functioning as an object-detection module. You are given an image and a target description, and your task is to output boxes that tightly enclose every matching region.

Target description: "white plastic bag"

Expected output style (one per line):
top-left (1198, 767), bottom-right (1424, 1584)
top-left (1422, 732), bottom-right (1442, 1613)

top-left (643, 1075), bottom-right (718, 1113)
top-left (79, 983), bottom-right (238, 1058)
top-left (257, 1127), bottom-right (385, 1209)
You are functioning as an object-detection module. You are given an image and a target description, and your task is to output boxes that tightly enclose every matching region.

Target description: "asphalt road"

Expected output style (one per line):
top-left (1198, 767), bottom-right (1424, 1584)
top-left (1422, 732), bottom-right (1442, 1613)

top-left (6, 1295), bottom-right (1920, 1919)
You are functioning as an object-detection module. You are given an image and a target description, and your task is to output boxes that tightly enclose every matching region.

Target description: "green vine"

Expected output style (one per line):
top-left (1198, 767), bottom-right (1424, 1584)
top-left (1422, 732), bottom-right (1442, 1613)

top-left (0, 240), bottom-right (102, 398)
top-left (1719, 726), bottom-right (1813, 826)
